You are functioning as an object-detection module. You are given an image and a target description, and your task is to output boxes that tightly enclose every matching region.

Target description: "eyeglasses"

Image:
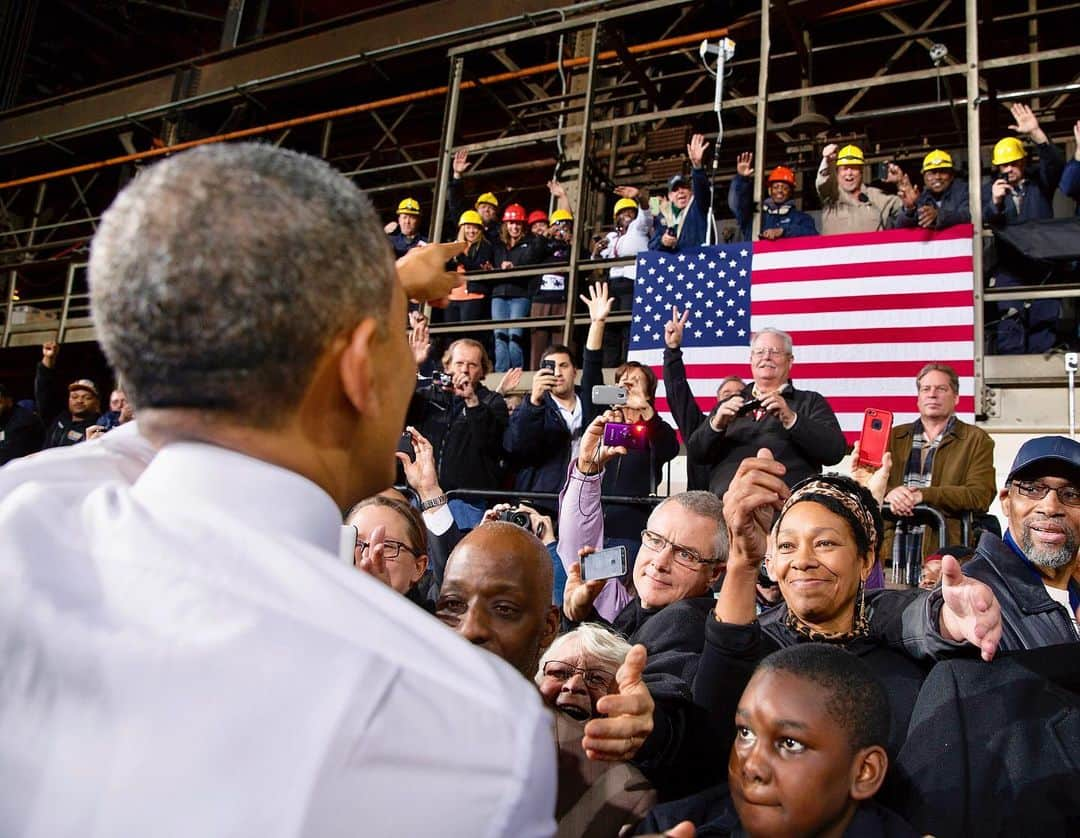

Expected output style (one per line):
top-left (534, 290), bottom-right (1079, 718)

top-left (1010, 481), bottom-right (1080, 507)
top-left (750, 347), bottom-right (790, 359)
top-left (640, 529), bottom-right (716, 570)
top-left (542, 661), bottom-right (616, 692)
top-left (355, 537), bottom-right (420, 560)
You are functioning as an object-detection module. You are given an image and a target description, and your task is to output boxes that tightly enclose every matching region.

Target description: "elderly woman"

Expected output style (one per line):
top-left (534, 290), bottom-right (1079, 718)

top-left (536, 623), bottom-right (631, 721)
top-left (693, 450), bottom-right (1002, 757)
top-left (347, 495), bottom-right (433, 609)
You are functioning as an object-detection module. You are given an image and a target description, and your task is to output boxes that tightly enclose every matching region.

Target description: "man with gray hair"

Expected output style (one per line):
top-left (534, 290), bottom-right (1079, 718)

top-left (0, 143), bottom-right (556, 837)
top-left (686, 326), bottom-right (846, 499)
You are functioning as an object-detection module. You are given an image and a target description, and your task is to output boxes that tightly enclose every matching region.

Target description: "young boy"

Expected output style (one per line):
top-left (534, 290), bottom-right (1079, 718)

top-left (635, 644), bottom-right (920, 837)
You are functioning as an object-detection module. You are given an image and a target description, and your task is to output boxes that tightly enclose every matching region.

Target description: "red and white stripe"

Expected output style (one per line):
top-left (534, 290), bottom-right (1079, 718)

top-left (634, 226), bottom-right (976, 442)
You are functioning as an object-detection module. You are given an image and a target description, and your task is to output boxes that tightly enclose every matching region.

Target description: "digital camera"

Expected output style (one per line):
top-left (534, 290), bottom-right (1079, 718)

top-left (498, 508), bottom-right (533, 532)
top-left (602, 422), bottom-right (649, 451)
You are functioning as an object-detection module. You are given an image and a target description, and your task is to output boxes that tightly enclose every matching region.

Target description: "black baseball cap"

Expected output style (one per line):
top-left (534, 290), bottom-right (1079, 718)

top-left (1006, 435), bottom-right (1080, 483)
top-left (668, 174), bottom-right (689, 192)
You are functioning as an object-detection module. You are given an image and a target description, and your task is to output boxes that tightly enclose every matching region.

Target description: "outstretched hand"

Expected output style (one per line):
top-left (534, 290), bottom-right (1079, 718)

top-left (397, 241), bottom-right (466, 305)
top-left (938, 554), bottom-right (1002, 662)
top-left (687, 134), bottom-right (710, 169)
top-left (664, 306), bottom-right (691, 349)
top-left (736, 151), bottom-right (754, 177)
top-left (583, 644), bottom-right (654, 762)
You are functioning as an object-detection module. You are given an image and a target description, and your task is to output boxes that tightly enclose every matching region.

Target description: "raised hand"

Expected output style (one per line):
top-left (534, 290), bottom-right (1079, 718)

top-left (938, 555), bottom-right (1002, 662)
top-left (41, 341), bottom-right (59, 368)
top-left (687, 134), bottom-right (710, 169)
top-left (496, 366), bottom-right (523, 395)
top-left (849, 442), bottom-right (892, 506)
top-left (577, 410), bottom-right (629, 474)
top-left (452, 149), bottom-right (470, 177)
top-left (736, 151), bottom-right (754, 177)
top-left (583, 644), bottom-right (654, 762)
top-left (396, 426), bottom-right (441, 501)
top-left (664, 305), bottom-right (690, 349)
top-left (563, 558), bottom-right (609, 621)
top-left (530, 365), bottom-right (556, 406)
top-left (821, 142), bottom-right (839, 162)
top-left (580, 281), bottom-right (614, 323)
top-left (722, 449), bottom-right (789, 568)
top-left (1007, 102), bottom-right (1043, 140)
top-left (408, 310), bottom-right (431, 366)
top-left (614, 185), bottom-right (640, 200)
top-left (547, 179), bottom-right (567, 199)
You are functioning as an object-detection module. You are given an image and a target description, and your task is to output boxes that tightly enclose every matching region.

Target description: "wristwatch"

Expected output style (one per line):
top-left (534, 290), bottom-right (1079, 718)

top-left (419, 494), bottom-right (448, 511)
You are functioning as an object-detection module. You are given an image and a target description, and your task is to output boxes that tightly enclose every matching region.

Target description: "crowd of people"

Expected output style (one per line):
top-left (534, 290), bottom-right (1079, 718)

top-left (381, 104), bottom-right (1080, 362)
top-left (2, 139), bottom-right (1079, 838)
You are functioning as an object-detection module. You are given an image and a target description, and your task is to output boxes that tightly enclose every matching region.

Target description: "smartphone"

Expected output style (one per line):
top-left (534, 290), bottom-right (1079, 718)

top-left (603, 421), bottom-right (649, 451)
top-left (857, 408), bottom-right (894, 469)
top-left (540, 359), bottom-right (556, 373)
top-left (397, 430), bottom-right (415, 462)
top-left (581, 545), bottom-right (628, 582)
top-left (339, 524), bottom-right (358, 565)
top-left (592, 384), bottom-right (628, 406)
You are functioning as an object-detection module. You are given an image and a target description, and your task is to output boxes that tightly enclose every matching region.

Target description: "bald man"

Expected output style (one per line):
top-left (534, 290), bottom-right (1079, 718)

top-left (435, 521), bottom-right (561, 677)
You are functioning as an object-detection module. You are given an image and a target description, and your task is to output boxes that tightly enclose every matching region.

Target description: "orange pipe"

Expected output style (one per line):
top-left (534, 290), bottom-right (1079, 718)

top-left (0, 0), bottom-right (906, 192)
top-left (0, 24), bottom-right (741, 192)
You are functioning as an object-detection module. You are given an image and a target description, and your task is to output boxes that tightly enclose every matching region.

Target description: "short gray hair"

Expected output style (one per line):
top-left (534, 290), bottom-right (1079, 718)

top-left (89, 142), bottom-right (396, 427)
top-left (751, 327), bottom-right (794, 354)
top-left (654, 490), bottom-right (729, 561)
top-left (535, 623), bottom-right (631, 685)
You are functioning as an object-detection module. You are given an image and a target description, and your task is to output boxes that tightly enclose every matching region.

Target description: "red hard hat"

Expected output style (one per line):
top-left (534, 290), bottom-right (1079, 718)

top-left (767, 166), bottom-right (796, 186)
top-left (526, 209), bottom-right (548, 226)
top-left (502, 203), bottom-right (527, 222)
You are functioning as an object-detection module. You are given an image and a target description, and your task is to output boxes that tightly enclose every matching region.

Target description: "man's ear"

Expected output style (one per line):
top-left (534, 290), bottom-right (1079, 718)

top-left (339, 319), bottom-right (380, 414)
top-left (849, 745), bottom-right (888, 801)
top-left (999, 487), bottom-right (1012, 519)
top-left (542, 604), bottom-right (561, 651)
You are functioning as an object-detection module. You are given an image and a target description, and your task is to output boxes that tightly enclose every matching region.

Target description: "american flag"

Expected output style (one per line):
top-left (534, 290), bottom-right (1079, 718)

top-left (628, 225), bottom-right (976, 443)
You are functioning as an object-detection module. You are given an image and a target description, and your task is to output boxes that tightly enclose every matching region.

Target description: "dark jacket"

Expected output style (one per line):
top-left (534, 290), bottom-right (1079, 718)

top-left (881, 417), bottom-right (996, 560)
top-left (581, 347), bottom-right (679, 539)
top-left (982, 140), bottom-right (1065, 227)
top-left (894, 645), bottom-right (1080, 838)
top-left (661, 346), bottom-right (715, 491)
top-left (650, 168), bottom-right (713, 252)
top-left (34, 363), bottom-right (100, 449)
top-left (1062, 159), bottom-right (1080, 204)
top-left (958, 530), bottom-right (1080, 651)
top-left (0, 401), bottom-right (44, 465)
top-left (493, 234), bottom-right (548, 298)
top-left (895, 179), bottom-right (971, 230)
top-left (386, 230), bottom-right (427, 258)
top-left (729, 173), bottom-right (819, 241)
top-left (453, 239), bottom-right (496, 295)
top-left (533, 237), bottom-right (571, 304)
top-left (446, 177), bottom-right (501, 247)
top-left (692, 596), bottom-right (933, 760)
top-left (636, 786), bottom-right (920, 838)
top-left (406, 383), bottom-right (508, 493)
top-left (685, 382), bottom-right (846, 499)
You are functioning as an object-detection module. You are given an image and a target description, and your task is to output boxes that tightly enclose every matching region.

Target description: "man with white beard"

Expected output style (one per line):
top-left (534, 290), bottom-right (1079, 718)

top-left (952, 436), bottom-right (1080, 649)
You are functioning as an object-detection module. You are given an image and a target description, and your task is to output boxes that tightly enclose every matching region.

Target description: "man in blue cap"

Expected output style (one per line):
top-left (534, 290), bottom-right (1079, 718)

top-left (650, 134), bottom-right (712, 252)
top-left (954, 435), bottom-right (1080, 649)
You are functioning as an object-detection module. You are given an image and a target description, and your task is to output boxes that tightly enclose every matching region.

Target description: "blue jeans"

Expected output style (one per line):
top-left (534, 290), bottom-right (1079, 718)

top-left (491, 296), bottom-right (531, 371)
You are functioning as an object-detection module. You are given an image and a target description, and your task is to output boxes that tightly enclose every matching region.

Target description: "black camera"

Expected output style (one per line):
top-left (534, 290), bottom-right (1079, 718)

top-left (498, 507), bottom-right (533, 532)
top-left (735, 397), bottom-right (763, 417)
top-left (431, 371), bottom-right (454, 390)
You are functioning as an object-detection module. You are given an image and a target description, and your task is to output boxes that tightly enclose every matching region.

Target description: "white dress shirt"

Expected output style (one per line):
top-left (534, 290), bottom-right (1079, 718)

top-left (0, 440), bottom-right (555, 837)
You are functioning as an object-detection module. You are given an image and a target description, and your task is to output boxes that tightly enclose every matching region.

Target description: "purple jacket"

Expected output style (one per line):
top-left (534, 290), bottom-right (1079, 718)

top-left (556, 462), bottom-right (634, 621)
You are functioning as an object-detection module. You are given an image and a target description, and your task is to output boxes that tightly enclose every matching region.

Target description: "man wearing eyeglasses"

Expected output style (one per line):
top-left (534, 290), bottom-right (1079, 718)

top-left (955, 435), bottom-right (1080, 649)
top-left (686, 327), bottom-right (846, 499)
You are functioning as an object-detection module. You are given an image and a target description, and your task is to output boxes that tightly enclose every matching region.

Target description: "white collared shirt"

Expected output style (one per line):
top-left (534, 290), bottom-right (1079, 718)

top-left (0, 440), bottom-right (555, 837)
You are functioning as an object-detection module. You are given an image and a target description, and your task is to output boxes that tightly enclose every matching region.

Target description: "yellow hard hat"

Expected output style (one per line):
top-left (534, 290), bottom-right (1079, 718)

top-left (613, 197), bottom-right (638, 219)
top-left (836, 144), bottom-right (865, 166)
top-left (992, 136), bottom-right (1026, 166)
top-left (397, 197), bottom-right (421, 216)
top-left (550, 208), bottom-right (574, 223)
top-left (458, 209), bottom-right (484, 227)
top-left (921, 149), bottom-right (954, 173)
top-left (475, 192), bottom-right (499, 209)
